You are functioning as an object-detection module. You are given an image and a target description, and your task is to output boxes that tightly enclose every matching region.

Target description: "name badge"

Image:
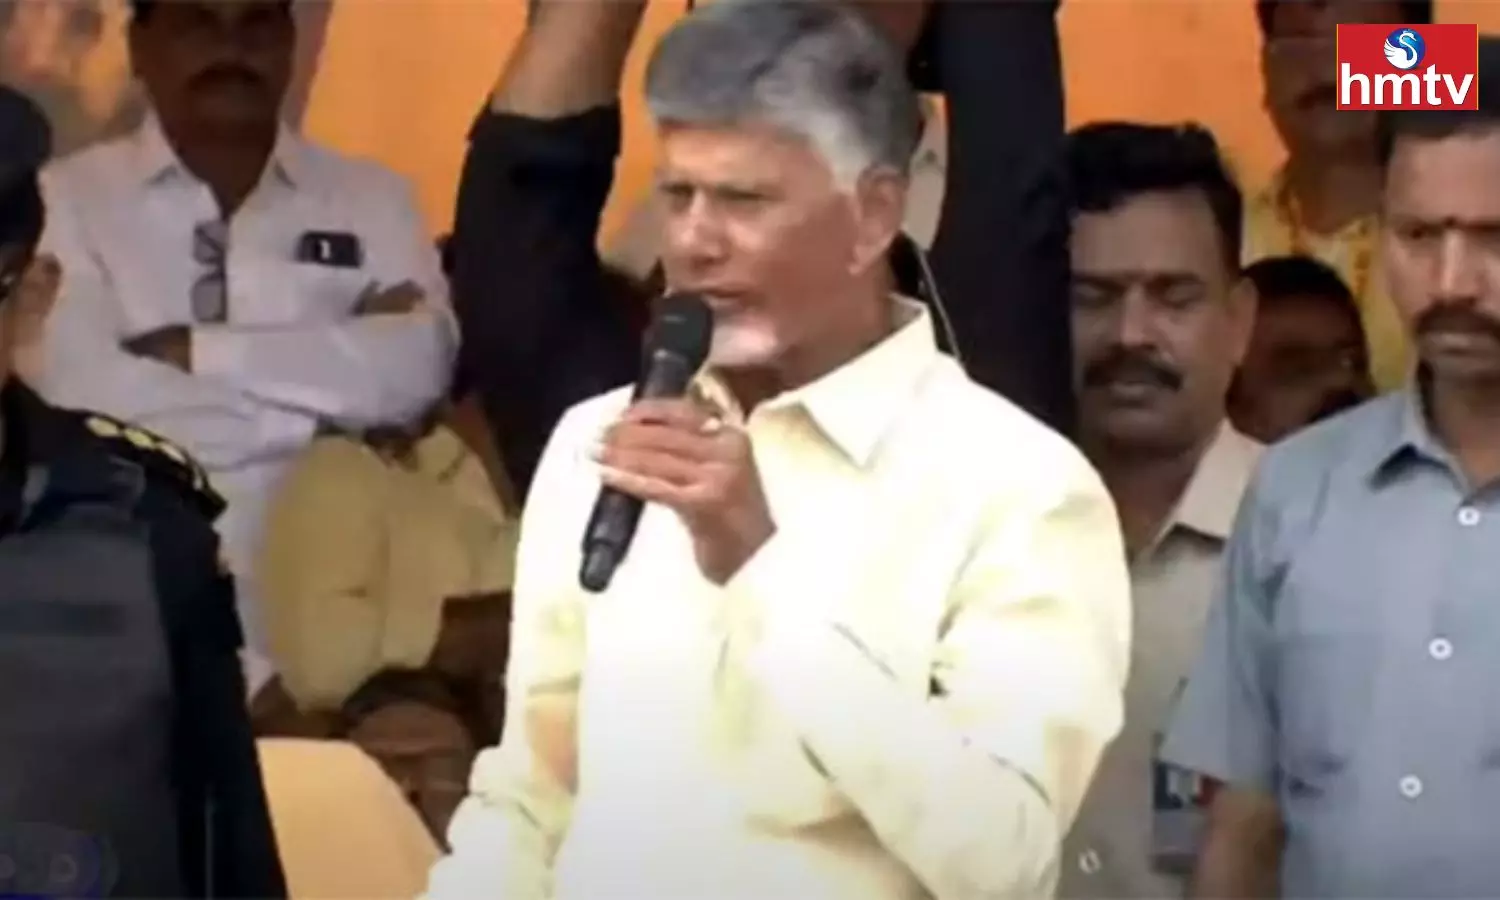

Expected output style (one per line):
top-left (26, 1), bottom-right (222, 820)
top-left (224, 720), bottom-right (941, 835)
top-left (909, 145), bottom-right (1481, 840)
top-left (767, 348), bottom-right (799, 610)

top-left (1150, 733), bottom-right (1215, 875)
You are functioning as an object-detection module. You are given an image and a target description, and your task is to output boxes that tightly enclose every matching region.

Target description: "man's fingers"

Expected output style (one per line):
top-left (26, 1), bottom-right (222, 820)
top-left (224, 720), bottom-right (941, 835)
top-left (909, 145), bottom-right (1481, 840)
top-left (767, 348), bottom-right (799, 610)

top-left (594, 444), bottom-right (701, 489)
top-left (600, 420), bottom-right (721, 462)
top-left (622, 398), bottom-right (715, 430)
top-left (597, 464), bottom-right (684, 506)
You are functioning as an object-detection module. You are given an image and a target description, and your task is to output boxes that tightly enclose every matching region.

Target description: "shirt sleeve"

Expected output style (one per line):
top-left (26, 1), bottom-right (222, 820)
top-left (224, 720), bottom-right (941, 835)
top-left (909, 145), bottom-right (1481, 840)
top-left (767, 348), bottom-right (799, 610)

top-left (1158, 469), bottom-right (1282, 793)
top-left (424, 404), bottom-right (591, 900)
top-left (193, 174), bottom-right (457, 430)
top-left (257, 440), bottom-right (390, 711)
top-left (449, 107), bottom-right (639, 500)
top-left (150, 477), bottom-right (288, 899)
top-left (926, 0), bottom-right (1074, 438)
top-left (721, 460), bottom-right (1132, 899)
top-left (35, 173), bottom-right (315, 470)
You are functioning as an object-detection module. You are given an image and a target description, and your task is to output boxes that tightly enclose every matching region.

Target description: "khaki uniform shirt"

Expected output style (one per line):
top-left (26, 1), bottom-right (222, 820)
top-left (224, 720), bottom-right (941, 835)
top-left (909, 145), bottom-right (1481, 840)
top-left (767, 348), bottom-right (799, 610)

top-left (426, 300), bottom-right (1133, 900)
top-left (259, 426), bottom-right (519, 710)
top-left (1061, 425), bottom-right (1262, 899)
top-left (259, 739), bottom-right (439, 899)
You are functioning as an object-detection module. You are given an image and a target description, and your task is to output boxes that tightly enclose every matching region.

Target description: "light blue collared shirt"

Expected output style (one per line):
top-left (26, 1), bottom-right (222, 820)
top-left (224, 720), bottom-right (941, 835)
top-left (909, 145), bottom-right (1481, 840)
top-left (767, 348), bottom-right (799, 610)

top-left (1163, 387), bottom-right (1500, 898)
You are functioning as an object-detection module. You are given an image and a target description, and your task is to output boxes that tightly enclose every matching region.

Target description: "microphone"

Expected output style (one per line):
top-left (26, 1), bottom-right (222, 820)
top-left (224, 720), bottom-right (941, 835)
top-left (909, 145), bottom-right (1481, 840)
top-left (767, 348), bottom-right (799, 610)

top-left (579, 292), bottom-right (714, 593)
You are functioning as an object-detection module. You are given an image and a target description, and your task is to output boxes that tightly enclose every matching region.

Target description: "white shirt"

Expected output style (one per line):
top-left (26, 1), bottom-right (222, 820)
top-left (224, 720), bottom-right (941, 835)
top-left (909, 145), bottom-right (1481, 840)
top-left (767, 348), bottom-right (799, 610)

top-left (34, 114), bottom-right (457, 693)
top-left (427, 300), bottom-right (1131, 900)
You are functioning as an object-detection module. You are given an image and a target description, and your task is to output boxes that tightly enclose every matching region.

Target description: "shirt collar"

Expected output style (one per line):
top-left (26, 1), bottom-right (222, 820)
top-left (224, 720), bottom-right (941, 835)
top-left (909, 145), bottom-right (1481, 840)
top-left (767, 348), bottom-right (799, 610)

top-left (409, 424), bottom-right (470, 482)
top-left (1163, 421), bottom-right (1263, 543)
top-left (130, 110), bottom-right (308, 190)
top-left (1366, 379), bottom-right (1451, 480)
top-left (695, 296), bottom-right (941, 469)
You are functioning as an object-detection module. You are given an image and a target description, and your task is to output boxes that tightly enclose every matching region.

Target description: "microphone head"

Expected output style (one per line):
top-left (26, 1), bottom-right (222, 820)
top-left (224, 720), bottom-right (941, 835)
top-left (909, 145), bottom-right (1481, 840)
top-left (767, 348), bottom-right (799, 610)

top-left (645, 292), bottom-right (715, 370)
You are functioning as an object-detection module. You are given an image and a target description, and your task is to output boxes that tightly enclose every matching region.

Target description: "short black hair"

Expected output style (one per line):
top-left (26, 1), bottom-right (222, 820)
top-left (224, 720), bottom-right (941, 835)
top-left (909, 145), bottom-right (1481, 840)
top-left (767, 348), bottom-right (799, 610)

top-left (1243, 254), bottom-right (1359, 320)
top-left (1066, 121), bottom-right (1243, 270)
top-left (1255, 0), bottom-right (1434, 40)
top-left (1378, 36), bottom-right (1500, 165)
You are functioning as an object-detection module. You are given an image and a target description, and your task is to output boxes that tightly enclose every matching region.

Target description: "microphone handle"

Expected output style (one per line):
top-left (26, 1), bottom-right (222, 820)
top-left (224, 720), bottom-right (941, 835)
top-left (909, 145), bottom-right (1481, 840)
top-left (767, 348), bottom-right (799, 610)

top-left (578, 349), bottom-right (700, 593)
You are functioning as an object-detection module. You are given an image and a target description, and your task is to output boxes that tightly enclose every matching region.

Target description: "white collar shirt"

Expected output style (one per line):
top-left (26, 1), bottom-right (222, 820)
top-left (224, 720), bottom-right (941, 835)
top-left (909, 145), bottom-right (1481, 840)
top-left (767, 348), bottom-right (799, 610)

top-left (34, 113), bottom-right (457, 692)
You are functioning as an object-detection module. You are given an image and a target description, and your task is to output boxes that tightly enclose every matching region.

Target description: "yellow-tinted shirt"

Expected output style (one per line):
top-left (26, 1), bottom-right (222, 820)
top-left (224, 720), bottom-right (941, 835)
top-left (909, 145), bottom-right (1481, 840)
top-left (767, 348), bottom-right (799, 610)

top-left (426, 300), bottom-right (1132, 900)
top-left (1243, 174), bottom-right (1411, 391)
top-left (259, 426), bottom-right (519, 710)
top-left (259, 739), bottom-right (439, 899)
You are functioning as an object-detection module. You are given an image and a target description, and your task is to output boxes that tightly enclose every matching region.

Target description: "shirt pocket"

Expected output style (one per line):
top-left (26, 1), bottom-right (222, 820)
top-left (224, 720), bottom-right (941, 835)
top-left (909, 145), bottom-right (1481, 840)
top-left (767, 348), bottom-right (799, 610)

top-left (1273, 631), bottom-right (1375, 806)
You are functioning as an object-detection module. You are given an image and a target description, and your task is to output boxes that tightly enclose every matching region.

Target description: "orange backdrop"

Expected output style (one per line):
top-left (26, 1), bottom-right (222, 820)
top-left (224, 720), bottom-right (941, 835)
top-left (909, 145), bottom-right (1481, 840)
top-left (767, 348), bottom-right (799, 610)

top-left (299, 0), bottom-right (1500, 242)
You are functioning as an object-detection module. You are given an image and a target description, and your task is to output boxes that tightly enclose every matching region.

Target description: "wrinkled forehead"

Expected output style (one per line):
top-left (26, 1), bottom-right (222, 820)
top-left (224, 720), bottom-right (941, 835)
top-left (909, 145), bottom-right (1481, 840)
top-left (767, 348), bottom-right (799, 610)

top-left (654, 120), bottom-right (838, 192)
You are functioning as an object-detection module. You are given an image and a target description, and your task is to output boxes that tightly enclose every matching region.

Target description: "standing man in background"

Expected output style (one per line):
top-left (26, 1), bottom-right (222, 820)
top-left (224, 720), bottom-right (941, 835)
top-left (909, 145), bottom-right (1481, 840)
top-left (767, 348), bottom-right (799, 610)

top-left (1059, 122), bottom-right (1261, 898)
top-left (35, 0), bottom-right (456, 700)
top-left (429, 2), bottom-right (1130, 897)
top-left (1164, 38), bottom-right (1500, 897)
top-left (1244, 0), bottom-right (1433, 391)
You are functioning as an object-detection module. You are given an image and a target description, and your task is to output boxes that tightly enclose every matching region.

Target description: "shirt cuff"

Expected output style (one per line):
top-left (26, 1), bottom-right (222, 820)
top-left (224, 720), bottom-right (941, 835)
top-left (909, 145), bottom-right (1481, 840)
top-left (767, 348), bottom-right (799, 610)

top-left (468, 105), bottom-right (622, 169)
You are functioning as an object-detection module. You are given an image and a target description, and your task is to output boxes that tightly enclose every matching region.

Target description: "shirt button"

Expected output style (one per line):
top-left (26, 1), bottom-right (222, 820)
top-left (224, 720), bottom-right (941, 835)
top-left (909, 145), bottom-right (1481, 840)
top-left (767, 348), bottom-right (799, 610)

top-left (1429, 637), bottom-right (1454, 660)
top-left (1399, 774), bottom-right (1424, 799)
top-left (1458, 505), bottom-right (1482, 526)
top-left (1077, 848), bottom-right (1102, 875)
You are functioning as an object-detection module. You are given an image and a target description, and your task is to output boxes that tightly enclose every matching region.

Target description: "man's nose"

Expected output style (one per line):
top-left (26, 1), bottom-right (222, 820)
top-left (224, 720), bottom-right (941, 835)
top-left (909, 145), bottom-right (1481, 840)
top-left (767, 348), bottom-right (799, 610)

top-left (1435, 230), bottom-right (1485, 303)
top-left (667, 195), bottom-right (729, 267)
top-left (1114, 288), bottom-right (1160, 349)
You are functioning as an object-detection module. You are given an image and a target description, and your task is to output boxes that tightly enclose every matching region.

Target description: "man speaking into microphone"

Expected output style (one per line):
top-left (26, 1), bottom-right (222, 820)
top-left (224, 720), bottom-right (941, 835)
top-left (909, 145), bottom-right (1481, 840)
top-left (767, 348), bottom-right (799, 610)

top-left (426, 2), bottom-right (1131, 898)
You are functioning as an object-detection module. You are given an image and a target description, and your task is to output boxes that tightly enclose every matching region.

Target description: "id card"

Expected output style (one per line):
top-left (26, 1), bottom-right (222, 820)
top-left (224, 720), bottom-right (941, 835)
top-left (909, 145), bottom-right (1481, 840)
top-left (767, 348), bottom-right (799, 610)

top-left (1150, 733), bottom-right (1214, 875)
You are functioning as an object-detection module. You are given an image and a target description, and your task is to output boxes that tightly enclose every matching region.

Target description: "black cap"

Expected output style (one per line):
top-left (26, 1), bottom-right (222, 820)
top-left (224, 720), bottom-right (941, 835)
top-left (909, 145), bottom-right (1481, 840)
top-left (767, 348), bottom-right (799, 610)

top-left (0, 86), bottom-right (51, 194)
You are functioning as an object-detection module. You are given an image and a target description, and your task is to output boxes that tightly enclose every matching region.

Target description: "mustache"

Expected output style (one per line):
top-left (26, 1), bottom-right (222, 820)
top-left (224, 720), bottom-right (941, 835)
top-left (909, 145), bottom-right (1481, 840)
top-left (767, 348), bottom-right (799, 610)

top-left (1082, 347), bottom-right (1184, 392)
top-left (189, 63), bottom-right (264, 92)
top-left (1415, 305), bottom-right (1500, 342)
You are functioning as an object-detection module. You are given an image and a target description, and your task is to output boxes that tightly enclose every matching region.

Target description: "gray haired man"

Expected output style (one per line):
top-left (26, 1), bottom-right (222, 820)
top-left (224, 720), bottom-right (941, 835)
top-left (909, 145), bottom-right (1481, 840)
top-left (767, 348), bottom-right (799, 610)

top-left (424, 2), bottom-right (1131, 899)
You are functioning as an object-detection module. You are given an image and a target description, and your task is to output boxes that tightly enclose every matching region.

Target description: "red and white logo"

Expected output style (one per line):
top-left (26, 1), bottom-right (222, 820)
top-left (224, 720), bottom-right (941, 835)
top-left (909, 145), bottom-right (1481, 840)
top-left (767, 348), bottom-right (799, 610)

top-left (1336, 23), bottom-right (1478, 110)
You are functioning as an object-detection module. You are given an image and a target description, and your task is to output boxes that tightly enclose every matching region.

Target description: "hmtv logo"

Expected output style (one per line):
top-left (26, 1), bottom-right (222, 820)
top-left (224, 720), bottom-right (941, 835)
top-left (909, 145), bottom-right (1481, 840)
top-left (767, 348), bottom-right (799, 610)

top-left (1337, 23), bottom-right (1479, 110)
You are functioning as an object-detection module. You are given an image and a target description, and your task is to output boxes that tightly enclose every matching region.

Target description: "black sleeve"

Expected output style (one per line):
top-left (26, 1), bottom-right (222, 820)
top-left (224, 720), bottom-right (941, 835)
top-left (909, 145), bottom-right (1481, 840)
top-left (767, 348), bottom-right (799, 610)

top-left (927, 0), bottom-right (1075, 439)
top-left (149, 492), bottom-right (287, 900)
top-left (450, 106), bottom-right (640, 500)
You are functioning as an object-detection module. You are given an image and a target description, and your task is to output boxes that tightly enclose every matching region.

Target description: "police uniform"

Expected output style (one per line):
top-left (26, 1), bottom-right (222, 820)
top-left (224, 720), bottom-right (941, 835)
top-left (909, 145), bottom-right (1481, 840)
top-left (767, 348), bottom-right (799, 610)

top-left (0, 86), bottom-right (287, 899)
top-left (0, 381), bottom-right (288, 898)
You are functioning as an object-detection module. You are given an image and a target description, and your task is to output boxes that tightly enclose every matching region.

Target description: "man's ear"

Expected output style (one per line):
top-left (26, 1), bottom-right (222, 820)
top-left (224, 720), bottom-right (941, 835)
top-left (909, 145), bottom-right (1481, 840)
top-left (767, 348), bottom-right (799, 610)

top-left (1227, 273), bottom-right (1259, 369)
top-left (849, 167), bottom-right (906, 277)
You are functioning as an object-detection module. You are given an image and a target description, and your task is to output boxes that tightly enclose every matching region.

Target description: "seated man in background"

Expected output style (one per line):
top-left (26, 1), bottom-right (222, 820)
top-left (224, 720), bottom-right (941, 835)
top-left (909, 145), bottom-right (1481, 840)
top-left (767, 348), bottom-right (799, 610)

top-left (258, 738), bottom-right (440, 899)
top-left (257, 365), bottom-right (518, 838)
top-left (33, 0), bottom-right (456, 699)
top-left (1231, 254), bottom-right (1373, 443)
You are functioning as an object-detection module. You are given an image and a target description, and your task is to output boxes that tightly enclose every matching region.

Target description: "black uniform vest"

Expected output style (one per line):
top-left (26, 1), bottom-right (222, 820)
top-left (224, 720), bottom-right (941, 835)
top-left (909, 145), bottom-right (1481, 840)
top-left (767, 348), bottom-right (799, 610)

top-left (0, 456), bottom-right (184, 899)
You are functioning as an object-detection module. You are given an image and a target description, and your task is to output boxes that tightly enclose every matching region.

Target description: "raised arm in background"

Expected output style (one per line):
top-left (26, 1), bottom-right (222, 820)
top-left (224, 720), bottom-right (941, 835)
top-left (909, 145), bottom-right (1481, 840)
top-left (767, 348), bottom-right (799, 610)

top-left (448, 0), bottom-right (648, 499)
top-left (928, 0), bottom-right (1075, 438)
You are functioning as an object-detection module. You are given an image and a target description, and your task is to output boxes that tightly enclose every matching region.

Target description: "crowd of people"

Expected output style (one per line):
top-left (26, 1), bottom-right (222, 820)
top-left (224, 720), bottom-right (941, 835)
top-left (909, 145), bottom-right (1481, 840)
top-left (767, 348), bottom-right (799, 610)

top-left (2, 0), bottom-right (1499, 896)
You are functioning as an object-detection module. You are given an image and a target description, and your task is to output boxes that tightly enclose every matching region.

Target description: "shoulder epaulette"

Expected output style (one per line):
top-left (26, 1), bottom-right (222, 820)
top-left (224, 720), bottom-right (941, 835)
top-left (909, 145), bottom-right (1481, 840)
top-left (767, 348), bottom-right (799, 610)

top-left (80, 413), bottom-right (224, 518)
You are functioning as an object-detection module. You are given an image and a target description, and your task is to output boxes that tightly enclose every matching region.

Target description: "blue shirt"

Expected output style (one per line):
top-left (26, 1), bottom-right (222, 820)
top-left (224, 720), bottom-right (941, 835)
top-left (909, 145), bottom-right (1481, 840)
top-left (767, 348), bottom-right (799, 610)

top-left (1161, 388), bottom-right (1500, 898)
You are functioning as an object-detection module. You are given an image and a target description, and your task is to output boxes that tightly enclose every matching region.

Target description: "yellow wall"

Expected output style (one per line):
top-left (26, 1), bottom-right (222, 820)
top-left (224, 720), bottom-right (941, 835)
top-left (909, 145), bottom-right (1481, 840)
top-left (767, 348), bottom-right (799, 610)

top-left (300, 0), bottom-right (1500, 241)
